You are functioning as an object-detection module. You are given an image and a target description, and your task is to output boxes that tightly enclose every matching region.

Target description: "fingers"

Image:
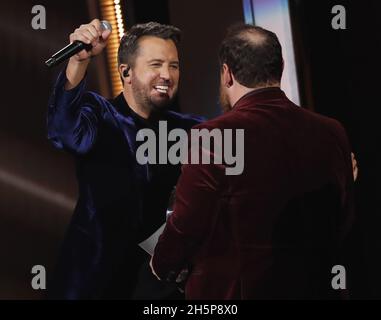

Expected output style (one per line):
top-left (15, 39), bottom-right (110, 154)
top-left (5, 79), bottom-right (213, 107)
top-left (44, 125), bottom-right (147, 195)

top-left (69, 20), bottom-right (102, 45)
top-left (90, 19), bottom-right (102, 34)
top-left (92, 18), bottom-right (112, 42)
top-left (175, 269), bottom-right (189, 283)
top-left (177, 287), bottom-right (185, 294)
top-left (84, 30), bottom-right (98, 47)
top-left (68, 19), bottom-right (110, 60)
top-left (175, 269), bottom-right (188, 294)
top-left (70, 29), bottom-right (92, 45)
top-left (351, 152), bottom-right (359, 181)
top-left (149, 257), bottom-right (161, 280)
top-left (101, 29), bottom-right (112, 41)
top-left (353, 162), bottom-right (358, 181)
top-left (69, 30), bottom-right (90, 44)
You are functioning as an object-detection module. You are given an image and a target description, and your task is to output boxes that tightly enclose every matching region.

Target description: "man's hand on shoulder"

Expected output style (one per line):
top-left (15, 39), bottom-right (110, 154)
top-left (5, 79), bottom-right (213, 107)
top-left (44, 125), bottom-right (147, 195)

top-left (351, 152), bottom-right (359, 182)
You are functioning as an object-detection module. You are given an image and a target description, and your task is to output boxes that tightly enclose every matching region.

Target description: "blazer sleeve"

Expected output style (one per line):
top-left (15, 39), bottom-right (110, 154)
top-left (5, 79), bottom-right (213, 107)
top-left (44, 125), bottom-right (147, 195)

top-left (47, 70), bottom-right (101, 155)
top-left (152, 133), bottom-right (226, 281)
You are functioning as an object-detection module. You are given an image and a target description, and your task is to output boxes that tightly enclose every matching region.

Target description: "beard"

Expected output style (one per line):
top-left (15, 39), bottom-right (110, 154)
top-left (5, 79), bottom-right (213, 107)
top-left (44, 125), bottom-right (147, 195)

top-left (219, 83), bottom-right (232, 113)
top-left (131, 74), bottom-right (176, 112)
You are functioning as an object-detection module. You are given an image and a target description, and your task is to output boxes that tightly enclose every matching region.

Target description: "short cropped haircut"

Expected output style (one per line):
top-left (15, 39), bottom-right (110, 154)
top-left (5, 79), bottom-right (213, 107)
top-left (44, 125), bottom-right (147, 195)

top-left (118, 21), bottom-right (181, 68)
top-left (219, 24), bottom-right (283, 88)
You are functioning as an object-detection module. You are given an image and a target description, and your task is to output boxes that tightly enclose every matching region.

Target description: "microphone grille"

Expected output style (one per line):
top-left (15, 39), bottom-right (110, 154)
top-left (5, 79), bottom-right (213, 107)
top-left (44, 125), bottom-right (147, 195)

top-left (100, 20), bottom-right (112, 32)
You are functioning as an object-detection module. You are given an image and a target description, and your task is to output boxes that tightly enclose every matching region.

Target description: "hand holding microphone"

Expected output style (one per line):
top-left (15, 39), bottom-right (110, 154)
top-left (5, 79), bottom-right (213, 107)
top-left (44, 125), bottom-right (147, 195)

top-left (45, 19), bottom-right (112, 68)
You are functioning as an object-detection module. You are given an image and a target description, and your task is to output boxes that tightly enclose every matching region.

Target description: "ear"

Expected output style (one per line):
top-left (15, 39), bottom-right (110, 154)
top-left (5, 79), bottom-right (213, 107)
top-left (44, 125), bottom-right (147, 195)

top-left (119, 64), bottom-right (131, 84)
top-left (222, 63), bottom-right (233, 88)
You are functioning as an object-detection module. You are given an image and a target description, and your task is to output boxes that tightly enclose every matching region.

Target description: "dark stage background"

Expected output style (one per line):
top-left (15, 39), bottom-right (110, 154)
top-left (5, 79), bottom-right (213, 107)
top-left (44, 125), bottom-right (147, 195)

top-left (0, 0), bottom-right (380, 299)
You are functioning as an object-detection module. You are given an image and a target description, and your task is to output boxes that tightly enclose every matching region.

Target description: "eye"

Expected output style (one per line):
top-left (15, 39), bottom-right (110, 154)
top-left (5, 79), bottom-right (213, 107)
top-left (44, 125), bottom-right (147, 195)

top-left (170, 64), bottom-right (179, 70)
top-left (150, 63), bottom-right (162, 67)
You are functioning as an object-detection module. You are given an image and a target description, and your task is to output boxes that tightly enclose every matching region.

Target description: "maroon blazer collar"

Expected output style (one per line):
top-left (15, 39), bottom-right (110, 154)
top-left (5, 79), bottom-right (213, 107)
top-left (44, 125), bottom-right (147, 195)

top-left (233, 87), bottom-right (289, 111)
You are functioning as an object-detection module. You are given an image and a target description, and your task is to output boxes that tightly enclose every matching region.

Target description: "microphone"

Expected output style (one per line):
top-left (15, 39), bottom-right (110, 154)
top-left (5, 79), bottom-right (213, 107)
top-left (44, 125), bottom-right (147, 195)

top-left (45, 20), bottom-right (112, 68)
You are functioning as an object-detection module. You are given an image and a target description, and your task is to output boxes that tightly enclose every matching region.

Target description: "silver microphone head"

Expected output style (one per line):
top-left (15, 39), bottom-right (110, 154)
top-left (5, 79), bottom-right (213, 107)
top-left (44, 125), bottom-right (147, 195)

top-left (100, 20), bottom-right (112, 32)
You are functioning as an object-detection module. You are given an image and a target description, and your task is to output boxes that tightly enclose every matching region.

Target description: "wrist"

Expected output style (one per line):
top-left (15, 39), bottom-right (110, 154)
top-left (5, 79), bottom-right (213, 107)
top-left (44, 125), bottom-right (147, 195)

top-left (65, 58), bottom-right (90, 90)
top-left (68, 56), bottom-right (91, 66)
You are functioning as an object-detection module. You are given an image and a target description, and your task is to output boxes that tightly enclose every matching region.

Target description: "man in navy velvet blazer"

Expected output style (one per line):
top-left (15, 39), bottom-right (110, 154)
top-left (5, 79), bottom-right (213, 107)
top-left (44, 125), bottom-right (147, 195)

top-left (47, 20), bottom-right (201, 299)
top-left (151, 24), bottom-right (355, 299)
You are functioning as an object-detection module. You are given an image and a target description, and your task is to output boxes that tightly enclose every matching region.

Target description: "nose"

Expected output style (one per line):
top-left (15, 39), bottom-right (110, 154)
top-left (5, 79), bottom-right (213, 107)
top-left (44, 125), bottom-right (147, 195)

top-left (160, 66), bottom-right (170, 81)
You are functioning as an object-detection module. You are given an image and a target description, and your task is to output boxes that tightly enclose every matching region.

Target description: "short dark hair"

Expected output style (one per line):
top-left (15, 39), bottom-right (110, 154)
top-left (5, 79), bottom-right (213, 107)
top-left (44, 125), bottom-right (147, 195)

top-left (219, 24), bottom-right (283, 88)
top-left (118, 21), bottom-right (181, 68)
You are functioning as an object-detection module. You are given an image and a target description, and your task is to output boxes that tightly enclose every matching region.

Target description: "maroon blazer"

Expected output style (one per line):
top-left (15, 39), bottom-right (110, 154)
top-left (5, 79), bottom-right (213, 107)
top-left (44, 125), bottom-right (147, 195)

top-left (152, 87), bottom-right (354, 299)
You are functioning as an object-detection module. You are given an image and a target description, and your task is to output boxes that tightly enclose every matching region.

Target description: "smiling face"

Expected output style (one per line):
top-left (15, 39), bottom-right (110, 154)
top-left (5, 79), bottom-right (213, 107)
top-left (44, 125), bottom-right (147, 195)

top-left (129, 36), bottom-right (180, 113)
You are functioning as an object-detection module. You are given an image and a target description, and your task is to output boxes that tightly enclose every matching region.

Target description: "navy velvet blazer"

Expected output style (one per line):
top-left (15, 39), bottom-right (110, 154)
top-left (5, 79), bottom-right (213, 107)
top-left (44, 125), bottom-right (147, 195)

top-left (46, 71), bottom-right (202, 299)
top-left (152, 88), bottom-right (355, 299)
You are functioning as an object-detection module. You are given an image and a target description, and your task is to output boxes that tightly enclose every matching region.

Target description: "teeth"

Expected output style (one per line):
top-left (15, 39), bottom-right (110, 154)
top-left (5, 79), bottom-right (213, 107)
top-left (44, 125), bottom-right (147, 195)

top-left (155, 85), bottom-right (169, 90)
top-left (155, 85), bottom-right (169, 94)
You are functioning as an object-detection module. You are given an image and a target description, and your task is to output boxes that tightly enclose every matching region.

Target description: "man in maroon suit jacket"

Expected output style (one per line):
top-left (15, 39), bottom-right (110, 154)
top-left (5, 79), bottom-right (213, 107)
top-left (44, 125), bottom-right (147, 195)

top-left (151, 24), bottom-right (355, 299)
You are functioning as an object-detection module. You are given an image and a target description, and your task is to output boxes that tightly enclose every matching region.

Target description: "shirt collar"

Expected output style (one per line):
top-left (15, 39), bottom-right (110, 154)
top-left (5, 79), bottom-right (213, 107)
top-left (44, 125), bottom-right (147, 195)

top-left (110, 93), bottom-right (167, 130)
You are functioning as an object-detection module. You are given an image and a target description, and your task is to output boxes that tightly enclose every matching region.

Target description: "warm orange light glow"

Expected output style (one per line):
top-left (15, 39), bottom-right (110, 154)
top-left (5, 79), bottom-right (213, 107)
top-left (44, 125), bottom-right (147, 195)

top-left (100, 0), bottom-right (126, 97)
